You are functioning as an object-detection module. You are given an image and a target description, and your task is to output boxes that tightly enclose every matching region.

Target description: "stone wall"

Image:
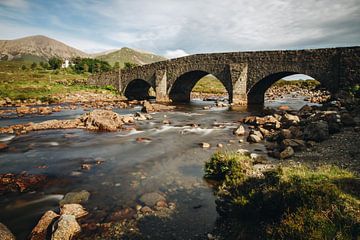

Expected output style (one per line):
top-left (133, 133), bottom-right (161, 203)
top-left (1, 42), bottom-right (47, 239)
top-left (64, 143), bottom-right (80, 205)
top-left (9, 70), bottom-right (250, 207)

top-left (88, 46), bottom-right (360, 104)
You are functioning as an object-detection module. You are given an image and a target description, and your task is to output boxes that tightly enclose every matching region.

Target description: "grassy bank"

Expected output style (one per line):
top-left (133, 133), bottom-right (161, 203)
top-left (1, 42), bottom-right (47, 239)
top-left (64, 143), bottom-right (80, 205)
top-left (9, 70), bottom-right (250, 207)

top-left (205, 151), bottom-right (360, 239)
top-left (0, 61), bottom-right (117, 101)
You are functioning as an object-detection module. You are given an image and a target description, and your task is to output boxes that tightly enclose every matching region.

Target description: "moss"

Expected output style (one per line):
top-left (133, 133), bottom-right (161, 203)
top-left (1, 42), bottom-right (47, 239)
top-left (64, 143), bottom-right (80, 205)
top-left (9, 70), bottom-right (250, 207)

top-left (205, 151), bottom-right (360, 239)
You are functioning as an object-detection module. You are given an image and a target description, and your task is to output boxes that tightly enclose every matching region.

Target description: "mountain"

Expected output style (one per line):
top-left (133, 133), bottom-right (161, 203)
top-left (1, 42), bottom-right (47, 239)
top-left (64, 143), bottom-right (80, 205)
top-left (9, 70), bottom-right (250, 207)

top-left (95, 47), bottom-right (167, 67)
top-left (0, 35), bottom-right (89, 62)
top-left (0, 35), bottom-right (167, 67)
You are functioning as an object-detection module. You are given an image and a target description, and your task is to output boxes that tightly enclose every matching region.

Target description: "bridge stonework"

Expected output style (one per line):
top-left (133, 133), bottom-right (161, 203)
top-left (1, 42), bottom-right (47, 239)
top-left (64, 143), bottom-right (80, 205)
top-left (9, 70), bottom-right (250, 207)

top-left (88, 47), bottom-right (360, 105)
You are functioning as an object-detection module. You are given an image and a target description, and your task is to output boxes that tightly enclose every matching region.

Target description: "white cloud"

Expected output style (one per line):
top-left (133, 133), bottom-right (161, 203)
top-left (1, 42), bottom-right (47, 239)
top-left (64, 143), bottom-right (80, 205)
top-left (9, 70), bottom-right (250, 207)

top-left (0, 0), bottom-right (28, 9)
top-left (164, 49), bottom-right (189, 59)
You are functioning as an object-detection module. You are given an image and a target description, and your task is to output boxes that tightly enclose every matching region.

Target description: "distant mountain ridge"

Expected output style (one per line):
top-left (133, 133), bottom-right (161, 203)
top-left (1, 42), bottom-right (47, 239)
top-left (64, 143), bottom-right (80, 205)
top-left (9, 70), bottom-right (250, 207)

top-left (96, 47), bottom-right (167, 67)
top-left (0, 35), bottom-right (166, 67)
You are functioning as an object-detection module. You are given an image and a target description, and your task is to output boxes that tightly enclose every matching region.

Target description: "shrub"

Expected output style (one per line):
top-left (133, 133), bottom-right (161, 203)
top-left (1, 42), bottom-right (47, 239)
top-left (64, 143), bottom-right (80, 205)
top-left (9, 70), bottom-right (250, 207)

top-left (205, 151), bottom-right (360, 239)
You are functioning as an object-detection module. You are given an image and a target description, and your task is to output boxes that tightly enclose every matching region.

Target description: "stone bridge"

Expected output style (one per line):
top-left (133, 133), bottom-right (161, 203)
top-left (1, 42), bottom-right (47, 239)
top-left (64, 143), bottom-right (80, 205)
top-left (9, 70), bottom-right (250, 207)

top-left (88, 46), bottom-right (360, 105)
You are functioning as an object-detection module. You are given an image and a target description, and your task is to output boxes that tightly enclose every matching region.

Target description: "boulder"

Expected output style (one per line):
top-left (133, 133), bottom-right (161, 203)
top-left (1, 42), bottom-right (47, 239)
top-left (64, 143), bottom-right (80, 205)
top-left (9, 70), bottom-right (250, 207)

top-left (16, 106), bottom-right (30, 115)
top-left (51, 215), bottom-right (80, 240)
top-left (60, 204), bottom-right (88, 218)
top-left (80, 110), bottom-right (124, 131)
top-left (247, 134), bottom-right (262, 143)
top-left (233, 124), bottom-right (245, 136)
top-left (281, 139), bottom-right (306, 151)
top-left (29, 210), bottom-right (59, 240)
top-left (141, 101), bottom-right (155, 113)
top-left (279, 146), bottom-right (294, 159)
top-left (59, 190), bottom-right (90, 206)
top-left (282, 113), bottom-right (300, 125)
top-left (0, 223), bottom-right (15, 240)
top-left (280, 129), bottom-right (292, 140)
top-left (341, 113), bottom-right (356, 126)
top-left (303, 121), bottom-right (329, 142)
top-left (139, 192), bottom-right (166, 206)
top-left (200, 142), bottom-right (211, 148)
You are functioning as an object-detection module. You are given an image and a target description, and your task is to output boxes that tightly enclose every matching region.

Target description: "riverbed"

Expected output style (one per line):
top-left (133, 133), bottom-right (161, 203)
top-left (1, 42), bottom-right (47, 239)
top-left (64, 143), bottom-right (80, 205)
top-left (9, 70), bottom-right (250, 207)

top-left (0, 96), bottom-right (318, 239)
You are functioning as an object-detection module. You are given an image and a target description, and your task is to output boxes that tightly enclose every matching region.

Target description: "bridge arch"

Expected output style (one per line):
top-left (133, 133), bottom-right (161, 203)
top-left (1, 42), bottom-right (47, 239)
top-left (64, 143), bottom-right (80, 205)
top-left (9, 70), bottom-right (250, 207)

top-left (169, 70), bottom-right (230, 102)
top-left (247, 71), bottom-right (323, 105)
top-left (124, 79), bottom-right (155, 100)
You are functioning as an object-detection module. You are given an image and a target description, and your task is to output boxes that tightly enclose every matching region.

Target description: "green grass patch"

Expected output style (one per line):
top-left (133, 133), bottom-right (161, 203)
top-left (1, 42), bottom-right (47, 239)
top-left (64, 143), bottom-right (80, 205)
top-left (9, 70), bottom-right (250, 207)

top-left (205, 151), bottom-right (360, 239)
top-left (192, 75), bottom-right (227, 94)
top-left (0, 61), bottom-right (118, 101)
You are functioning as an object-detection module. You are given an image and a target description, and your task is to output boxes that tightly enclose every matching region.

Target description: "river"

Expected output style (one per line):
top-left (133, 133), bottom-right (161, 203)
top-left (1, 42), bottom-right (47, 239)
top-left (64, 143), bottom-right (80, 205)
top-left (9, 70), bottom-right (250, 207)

top-left (0, 95), bottom-right (319, 239)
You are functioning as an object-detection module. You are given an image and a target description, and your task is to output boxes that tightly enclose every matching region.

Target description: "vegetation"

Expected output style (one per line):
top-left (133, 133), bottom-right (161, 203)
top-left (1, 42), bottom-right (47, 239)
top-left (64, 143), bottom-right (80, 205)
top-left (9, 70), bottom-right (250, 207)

top-left (204, 151), bottom-right (360, 239)
top-left (192, 75), bottom-right (227, 94)
top-left (0, 61), bottom-right (117, 101)
top-left (123, 62), bottom-right (138, 70)
top-left (273, 79), bottom-right (320, 89)
top-left (71, 57), bottom-right (112, 74)
top-left (48, 57), bottom-right (63, 70)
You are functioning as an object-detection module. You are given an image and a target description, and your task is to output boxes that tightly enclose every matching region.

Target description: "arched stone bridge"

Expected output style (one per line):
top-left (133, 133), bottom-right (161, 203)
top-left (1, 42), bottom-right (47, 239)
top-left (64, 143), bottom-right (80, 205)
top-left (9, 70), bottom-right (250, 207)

top-left (88, 47), bottom-right (360, 105)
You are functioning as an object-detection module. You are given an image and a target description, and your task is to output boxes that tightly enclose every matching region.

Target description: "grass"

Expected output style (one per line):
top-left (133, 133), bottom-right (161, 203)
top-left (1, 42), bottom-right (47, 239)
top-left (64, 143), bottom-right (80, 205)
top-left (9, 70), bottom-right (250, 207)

top-left (204, 151), bottom-right (360, 239)
top-left (192, 75), bottom-right (227, 94)
top-left (0, 61), bottom-right (118, 101)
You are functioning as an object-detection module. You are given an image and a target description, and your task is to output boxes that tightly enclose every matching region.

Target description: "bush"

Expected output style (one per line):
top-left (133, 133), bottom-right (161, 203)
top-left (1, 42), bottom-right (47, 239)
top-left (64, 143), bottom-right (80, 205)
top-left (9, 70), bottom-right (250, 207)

top-left (205, 152), bottom-right (360, 239)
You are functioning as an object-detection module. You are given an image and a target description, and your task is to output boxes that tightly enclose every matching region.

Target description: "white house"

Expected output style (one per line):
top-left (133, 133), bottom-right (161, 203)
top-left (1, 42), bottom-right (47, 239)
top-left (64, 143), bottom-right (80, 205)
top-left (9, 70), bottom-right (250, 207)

top-left (61, 59), bottom-right (70, 68)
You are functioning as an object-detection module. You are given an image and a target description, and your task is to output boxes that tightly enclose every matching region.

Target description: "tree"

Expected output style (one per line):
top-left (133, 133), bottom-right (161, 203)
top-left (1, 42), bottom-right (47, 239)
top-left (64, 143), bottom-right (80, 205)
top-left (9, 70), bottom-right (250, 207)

top-left (83, 63), bottom-right (89, 73)
top-left (113, 61), bottom-right (120, 70)
top-left (124, 62), bottom-right (138, 70)
top-left (31, 62), bottom-right (37, 70)
top-left (48, 57), bottom-right (62, 70)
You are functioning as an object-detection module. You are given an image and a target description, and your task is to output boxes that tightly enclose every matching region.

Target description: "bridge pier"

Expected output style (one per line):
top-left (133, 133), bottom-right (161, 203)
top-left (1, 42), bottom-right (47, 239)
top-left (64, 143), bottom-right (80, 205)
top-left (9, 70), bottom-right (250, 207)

top-left (155, 69), bottom-right (169, 102)
top-left (229, 63), bottom-right (248, 105)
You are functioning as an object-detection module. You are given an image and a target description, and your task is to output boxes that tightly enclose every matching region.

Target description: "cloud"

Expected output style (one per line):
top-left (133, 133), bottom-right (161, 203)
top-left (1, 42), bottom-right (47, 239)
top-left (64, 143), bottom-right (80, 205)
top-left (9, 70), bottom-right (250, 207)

top-left (0, 0), bottom-right (28, 9)
top-left (0, 0), bottom-right (359, 55)
top-left (164, 49), bottom-right (189, 59)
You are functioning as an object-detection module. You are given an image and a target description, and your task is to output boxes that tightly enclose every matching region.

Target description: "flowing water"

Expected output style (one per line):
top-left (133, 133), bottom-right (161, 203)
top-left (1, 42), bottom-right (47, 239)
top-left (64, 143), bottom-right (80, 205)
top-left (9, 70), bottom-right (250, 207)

top-left (0, 96), bottom-right (319, 239)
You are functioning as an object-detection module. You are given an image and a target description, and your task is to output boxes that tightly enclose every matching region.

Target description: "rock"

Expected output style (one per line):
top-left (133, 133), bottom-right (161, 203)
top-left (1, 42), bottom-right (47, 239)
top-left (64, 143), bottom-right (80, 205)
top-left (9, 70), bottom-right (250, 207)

top-left (0, 223), bottom-right (15, 240)
top-left (258, 127), bottom-right (270, 137)
top-left (233, 124), bottom-right (245, 136)
top-left (139, 192), bottom-right (166, 206)
top-left (156, 200), bottom-right (168, 208)
top-left (200, 142), bottom-right (211, 148)
top-left (279, 146), bottom-right (294, 159)
top-left (16, 106), bottom-right (30, 115)
top-left (136, 137), bottom-right (152, 143)
top-left (282, 113), bottom-right (300, 125)
top-left (107, 207), bottom-right (136, 221)
top-left (250, 153), bottom-right (268, 164)
top-left (29, 210), bottom-right (59, 240)
top-left (341, 113), bottom-right (356, 126)
top-left (81, 163), bottom-right (92, 170)
top-left (303, 121), bottom-right (329, 142)
top-left (163, 119), bottom-right (171, 124)
top-left (281, 139), bottom-right (306, 151)
top-left (80, 110), bottom-right (124, 131)
top-left (140, 206), bottom-right (153, 214)
top-left (134, 112), bottom-right (147, 121)
top-left (122, 115), bottom-right (135, 124)
top-left (51, 215), bottom-right (80, 240)
top-left (60, 204), bottom-right (88, 218)
top-left (0, 143), bottom-right (8, 150)
top-left (217, 143), bottom-right (223, 148)
top-left (278, 105), bottom-right (290, 111)
top-left (237, 148), bottom-right (251, 156)
top-left (280, 129), bottom-right (292, 139)
top-left (141, 101), bottom-right (155, 113)
top-left (247, 134), bottom-right (262, 143)
top-left (38, 107), bottom-right (52, 115)
top-left (249, 130), bottom-right (263, 139)
top-left (59, 190), bottom-right (90, 206)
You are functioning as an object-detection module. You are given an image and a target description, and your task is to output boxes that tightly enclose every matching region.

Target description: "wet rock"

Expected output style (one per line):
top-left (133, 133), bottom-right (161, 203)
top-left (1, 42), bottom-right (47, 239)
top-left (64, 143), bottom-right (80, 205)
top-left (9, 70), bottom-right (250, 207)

top-left (250, 130), bottom-right (263, 139)
top-left (29, 210), bottom-right (59, 240)
top-left (0, 173), bottom-right (47, 194)
top-left (139, 192), bottom-right (166, 206)
top-left (16, 106), bottom-right (30, 115)
top-left (280, 129), bottom-right (292, 140)
top-left (155, 200), bottom-right (168, 208)
top-left (60, 190), bottom-right (90, 206)
top-left (237, 149), bottom-right (251, 156)
top-left (141, 101), bottom-right (175, 113)
top-left (258, 127), bottom-right (270, 137)
top-left (278, 105), bottom-right (289, 111)
top-left (80, 110), bottom-right (124, 131)
top-left (163, 119), bottom-right (171, 124)
top-left (200, 142), bottom-right (211, 148)
top-left (134, 112), bottom-right (147, 121)
top-left (107, 207), bottom-right (136, 221)
top-left (247, 134), bottom-right (262, 143)
top-left (0, 143), bottom-right (8, 150)
top-left (233, 124), bottom-right (245, 136)
top-left (122, 115), bottom-right (135, 124)
top-left (279, 146), bottom-right (294, 159)
top-left (60, 204), bottom-right (88, 218)
top-left (141, 101), bottom-right (155, 113)
top-left (217, 143), bottom-right (223, 148)
top-left (303, 121), bottom-right (329, 142)
top-left (281, 139), bottom-right (306, 151)
top-left (0, 223), bottom-right (15, 240)
top-left (136, 137), bottom-right (152, 143)
top-left (38, 107), bottom-right (52, 115)
top-left (51, 215), bottom-right (80, 240)
top-left (81, 164), bottom-right (92, 170)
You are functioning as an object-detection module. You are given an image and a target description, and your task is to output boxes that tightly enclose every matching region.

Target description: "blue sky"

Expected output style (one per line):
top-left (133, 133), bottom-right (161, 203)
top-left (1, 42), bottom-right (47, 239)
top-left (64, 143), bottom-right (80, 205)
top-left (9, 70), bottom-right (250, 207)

top-left (0, 0), bottom-right (359, 58)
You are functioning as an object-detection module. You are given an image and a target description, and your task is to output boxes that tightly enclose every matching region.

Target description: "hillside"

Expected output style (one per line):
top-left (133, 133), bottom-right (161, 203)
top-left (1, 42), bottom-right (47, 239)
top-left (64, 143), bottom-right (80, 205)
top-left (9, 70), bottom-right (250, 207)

top-left (0, 35), bottom-right (89, 62)
top-left (95, 47), bottom-right (167, 67)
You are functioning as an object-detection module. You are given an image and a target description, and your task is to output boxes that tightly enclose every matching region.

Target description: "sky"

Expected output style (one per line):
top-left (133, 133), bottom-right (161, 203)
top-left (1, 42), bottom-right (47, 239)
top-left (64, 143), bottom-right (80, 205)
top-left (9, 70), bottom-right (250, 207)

top-left (0, 0), bottom-right (359, 59)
